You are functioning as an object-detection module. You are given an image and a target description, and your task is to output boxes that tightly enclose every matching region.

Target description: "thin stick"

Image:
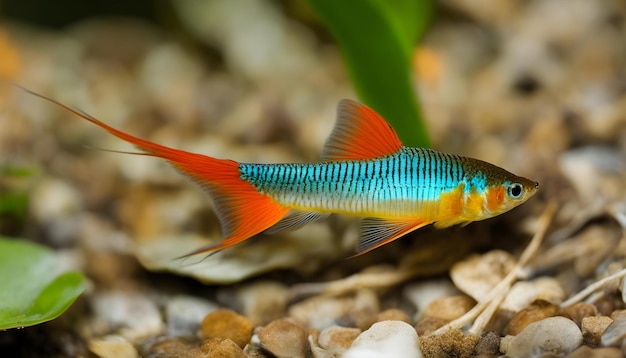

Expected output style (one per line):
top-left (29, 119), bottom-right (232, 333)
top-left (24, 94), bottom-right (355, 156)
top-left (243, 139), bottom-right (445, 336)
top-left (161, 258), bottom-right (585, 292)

top-left (560, 267), bottom-right (626, 308)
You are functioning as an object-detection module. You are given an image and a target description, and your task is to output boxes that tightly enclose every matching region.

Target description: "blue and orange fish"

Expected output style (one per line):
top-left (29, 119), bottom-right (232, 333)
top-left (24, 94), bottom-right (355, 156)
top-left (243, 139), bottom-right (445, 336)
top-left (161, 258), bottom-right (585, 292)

top-left (27, 89), bottom-right (538, 256)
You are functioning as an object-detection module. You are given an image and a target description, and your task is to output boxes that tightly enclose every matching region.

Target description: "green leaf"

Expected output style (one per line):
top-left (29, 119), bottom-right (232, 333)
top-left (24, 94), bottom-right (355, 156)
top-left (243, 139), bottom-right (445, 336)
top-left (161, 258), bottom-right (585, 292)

top-left (307, 0), bottom-right (433, 148)
top-left (0, 238), bottom-right (85, 330)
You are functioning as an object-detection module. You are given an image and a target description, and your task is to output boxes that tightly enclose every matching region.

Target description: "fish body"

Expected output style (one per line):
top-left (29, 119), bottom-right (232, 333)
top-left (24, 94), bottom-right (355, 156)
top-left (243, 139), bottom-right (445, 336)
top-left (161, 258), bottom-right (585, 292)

top-left (25, 89), bottom-right (538, 256)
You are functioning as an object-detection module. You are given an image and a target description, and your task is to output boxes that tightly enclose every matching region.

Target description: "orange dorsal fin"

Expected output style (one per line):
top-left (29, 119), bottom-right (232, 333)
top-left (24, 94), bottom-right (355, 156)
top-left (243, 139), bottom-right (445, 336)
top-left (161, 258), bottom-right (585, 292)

top-left (321, 99), bottom-right (404, 161)
top-left (23, 87), bottom-right (290, 256)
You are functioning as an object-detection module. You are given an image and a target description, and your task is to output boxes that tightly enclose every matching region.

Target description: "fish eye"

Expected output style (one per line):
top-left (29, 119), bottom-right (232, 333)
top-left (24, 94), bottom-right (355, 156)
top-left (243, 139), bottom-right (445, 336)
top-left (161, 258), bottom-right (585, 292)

top-left (507, 183), bottom-right (524, 199)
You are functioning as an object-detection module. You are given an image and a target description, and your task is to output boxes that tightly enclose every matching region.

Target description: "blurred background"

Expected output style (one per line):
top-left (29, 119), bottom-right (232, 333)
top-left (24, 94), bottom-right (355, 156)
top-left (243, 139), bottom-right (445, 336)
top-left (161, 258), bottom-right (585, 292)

top-left (1, 0), bottom-right (625, 356)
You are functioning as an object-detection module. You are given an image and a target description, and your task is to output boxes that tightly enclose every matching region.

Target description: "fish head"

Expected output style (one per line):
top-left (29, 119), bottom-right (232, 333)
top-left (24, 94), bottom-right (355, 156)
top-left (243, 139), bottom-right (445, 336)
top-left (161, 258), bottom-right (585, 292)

top-left (463, 159), bottom-right (539, 221)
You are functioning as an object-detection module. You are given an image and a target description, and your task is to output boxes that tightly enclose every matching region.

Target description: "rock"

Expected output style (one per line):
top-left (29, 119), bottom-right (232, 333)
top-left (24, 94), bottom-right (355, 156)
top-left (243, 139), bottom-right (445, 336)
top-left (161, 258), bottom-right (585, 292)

top-left (416, 295), bottom-right (475, 335)
top-left (289, 290), bottom-right (379, 331)
top-left (317, 326), bottom-right (361, 356)
top-left (601, 315), bottom-right (626, 347)
top-left (165, 295), bottom-right (218, 337)
top-left (503, 300), bottom-right (560, 336)
top-left (343, 321), bottom-right (422, 358)
top-left (472, 331), bottom-right (500, 357)
top-left (88, 335), bottom-right (138, 358)
top-left (376, 309), bottom-right (413, 325)
top-left (137, 222), bottom-right (339, 284)
top-left (561, 302), bottom-right (598, 327)
top-left (200, 338), bottom-right (247, 358)
top-left (582, 316), bottom-right (613, 347)
top-left (255, 318), bottom-right (309, 358)
top-left (147, 337), bottom-right (206, 358)
top-left (566, 345), bottom-right (623, 358)
top-left (200, 309), bottom-right (254, 348)
top-left (421, 295), bottom-right (475, 322)
top-left (403, 278), bottom-right (460, 314)
top-left (450, 250), bottom-right (516, 302)
top-left (503, 317), bottom-right (583, 357)
top-left (501, 277), bottom-right (566, 312)
top-left (236, 281), bottom-right (289, 325)
top-left (90, 291), bottom-right (164, 342)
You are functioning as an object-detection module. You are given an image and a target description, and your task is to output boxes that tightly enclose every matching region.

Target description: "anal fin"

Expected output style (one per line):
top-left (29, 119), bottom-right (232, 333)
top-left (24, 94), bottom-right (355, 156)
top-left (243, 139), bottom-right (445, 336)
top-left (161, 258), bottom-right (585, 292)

top-left (353, 217), bottom-right (432, 256)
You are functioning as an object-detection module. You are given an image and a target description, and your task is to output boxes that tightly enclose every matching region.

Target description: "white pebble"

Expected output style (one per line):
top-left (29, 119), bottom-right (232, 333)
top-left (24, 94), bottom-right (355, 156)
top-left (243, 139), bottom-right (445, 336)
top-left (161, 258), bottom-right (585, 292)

top-left (343, 321), bottom-right (423, 358)
top-left (504, 316), bottom-right (582, 357)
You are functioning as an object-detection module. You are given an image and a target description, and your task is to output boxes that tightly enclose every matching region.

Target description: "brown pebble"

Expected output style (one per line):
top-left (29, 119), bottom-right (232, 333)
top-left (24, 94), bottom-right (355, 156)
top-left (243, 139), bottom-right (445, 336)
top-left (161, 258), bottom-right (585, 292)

top-left (566, 345), bottom-right (623, 358)
top-left (148, 337), bottom-right (206, 358)
top-left (422, 295), bottom-right (475, 321)
top-left (256, 318), bottom-right (309, 358)
top-left (318, 326), bottom-right (361, 356)
top-left (200, 338), bottom-right (247, 358)
top-left (415, 316), bottom-right (449, 336)
top-left (376, 309), bottom-right (412, 324)
top-left (581, 316), bottom-right (613, 347)
top-left (503, 300), bottom-right (560, 336)
top-left (200, 309), bottom-right (254, 348)
top-left (472, 331), bottom-right (500, 357)
top-left (560, 302), bottom-right (598, 327)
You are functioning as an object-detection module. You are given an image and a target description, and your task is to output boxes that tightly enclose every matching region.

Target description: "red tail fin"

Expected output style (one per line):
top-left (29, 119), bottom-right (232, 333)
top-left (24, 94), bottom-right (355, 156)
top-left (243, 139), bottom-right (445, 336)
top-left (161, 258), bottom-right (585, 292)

top-left (24, 88), bottom-right (290, 254)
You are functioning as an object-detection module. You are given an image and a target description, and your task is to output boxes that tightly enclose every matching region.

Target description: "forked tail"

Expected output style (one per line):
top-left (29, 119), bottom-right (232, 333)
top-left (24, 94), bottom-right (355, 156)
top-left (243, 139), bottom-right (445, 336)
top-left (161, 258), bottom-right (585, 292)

top-left (23, 88), bottom-right (290, 255)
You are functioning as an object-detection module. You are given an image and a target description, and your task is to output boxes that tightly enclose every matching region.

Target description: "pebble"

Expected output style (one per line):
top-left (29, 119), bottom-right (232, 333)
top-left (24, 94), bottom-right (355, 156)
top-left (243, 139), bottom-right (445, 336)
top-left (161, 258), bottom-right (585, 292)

top-left (472, 331), bottom-right (500, 357)
top-left (376, 309), bottom-right (412, 325)
top-left (255, 318), bottom-right (309, 358)
top-left (343, 321), bottom-right (422, 358)
top-left (147, 337), bottom-right (206, 358)
top-left (236, 281), bottom-right (289, 325)
top-left (416, 295), bottom-right (475, 335)
top-left (90, 291), bottom-right (164, 342)
top-left (501, 277), bottom-right (566, 312)
top-left (561, 302), bottom-right (598, 327)
top-left (502, 316), bottom-right (583, 357)
top-left (566, 346), bottom-right (623, 358)
top-left (582, 316), bottom-right (613, 347)
top-left (317, 326), bottom-right (361, 356)
top-left (165, 295), bottom-right (218, 337)
top-left (289, 290), bottom-right (380, 330)
top-left (503, 300), bottom-right (560, 336)
top-left (403, 278), bottom-right (460, 314)
top-left (200, 309), bottom-right (254, 348)
top-left (200, 338), bottom-right (247, 358)
top-left (421, 295), bottom-right (475, 322)
top-left (88, 334), bottom-right (138, 358)
top-left (450, 250), bottom-right (516, 302)
top-left (601, 315), bottom-right (626, 347)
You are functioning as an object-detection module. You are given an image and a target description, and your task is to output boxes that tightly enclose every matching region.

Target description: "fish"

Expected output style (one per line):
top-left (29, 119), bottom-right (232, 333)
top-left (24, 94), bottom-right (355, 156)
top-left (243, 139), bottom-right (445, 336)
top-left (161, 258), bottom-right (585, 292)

top-left (24, 88), bottom-right (539, 256)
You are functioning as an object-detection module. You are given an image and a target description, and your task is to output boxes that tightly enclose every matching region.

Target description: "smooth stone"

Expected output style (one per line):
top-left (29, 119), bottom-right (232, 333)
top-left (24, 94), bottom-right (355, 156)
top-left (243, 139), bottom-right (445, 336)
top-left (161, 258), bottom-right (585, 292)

top-left (200, 309), bottom-right (254, 348)
top-left (376, 309), bottom-right (413, 325)
top-left (200, 338), bottom-right (247, 358)
top-left (566, 345), bottom-right (623, 358)
top-left (165, 295), bottom-right (218, 337)
top-left (421, 295), bottom-right (475, 322)
top-left (343, 321), bottom-right (422, 358)
top-left (147, 337), bottom-right (206, 358)
top-left (450, 250), bottom-right (516, 302)
top-left (88, 335), bottom-right (138, 358)
top-left (403, 278), bottom-right (460, 315)
top-left (255, 318), bottom-right (309, 358)
top-left (91, 291), bottom-right (164, 342)
top-left (601, 315), bottom-right (626, 347)
top-left (504, 317), bottom-right (583, 357)
top-left (561, 302), bottom-right (598, 327)
top-left (317, 326), bottom-right (361, 356)
top-left (503, 300), bottom-right (560, 336)
top-left (501, 277), bottom-right (566, 312)
top-left (236, 281), bottom-right (289, 325)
